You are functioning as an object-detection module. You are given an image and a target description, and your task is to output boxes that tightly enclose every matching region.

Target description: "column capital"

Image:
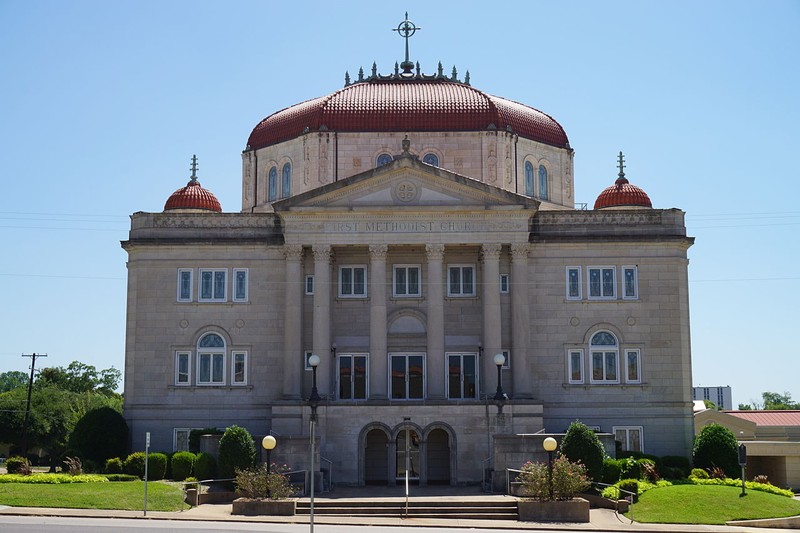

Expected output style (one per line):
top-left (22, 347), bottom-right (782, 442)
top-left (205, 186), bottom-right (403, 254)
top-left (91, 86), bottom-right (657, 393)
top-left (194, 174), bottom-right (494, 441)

top-left (425, 243), bottom-right (445, 261)
top-left (312, 244), bottom-right (332, 262)
top-left (510, 243), bottom-right (530, 260)
top-left (369, 244), bottom-right (389, 260)
top-left (284, 244), bottom-right (304, 261)
top-left (481, 243), bottom-right (502, 260)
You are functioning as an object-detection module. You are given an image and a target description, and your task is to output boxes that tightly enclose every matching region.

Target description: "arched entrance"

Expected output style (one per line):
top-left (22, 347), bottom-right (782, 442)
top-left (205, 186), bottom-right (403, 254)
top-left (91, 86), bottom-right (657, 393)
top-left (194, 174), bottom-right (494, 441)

top-left (364, 428), bottom-right (389, 485)
top-left (426, 428), bottom-right (451, 484)
top-left (395, 428), bottom-right (421, 483)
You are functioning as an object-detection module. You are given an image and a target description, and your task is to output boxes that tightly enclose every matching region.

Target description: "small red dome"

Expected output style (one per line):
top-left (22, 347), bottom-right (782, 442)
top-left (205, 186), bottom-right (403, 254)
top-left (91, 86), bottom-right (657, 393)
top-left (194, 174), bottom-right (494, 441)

top-left (164, 179), bottom-right (222, 212)
top-left (594, 176), bottom-right (652, 210)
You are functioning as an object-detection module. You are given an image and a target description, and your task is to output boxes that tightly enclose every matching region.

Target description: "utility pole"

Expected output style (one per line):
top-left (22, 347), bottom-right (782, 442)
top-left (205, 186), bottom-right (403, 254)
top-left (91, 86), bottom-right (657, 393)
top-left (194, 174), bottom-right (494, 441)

top-left (21, 353), bottom-right (47, 459)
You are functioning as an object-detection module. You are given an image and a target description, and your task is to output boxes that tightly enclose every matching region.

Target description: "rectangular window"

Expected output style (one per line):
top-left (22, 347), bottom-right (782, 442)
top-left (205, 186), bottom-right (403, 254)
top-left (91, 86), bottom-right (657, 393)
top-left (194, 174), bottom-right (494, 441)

top-left (199, 269), bottom-right (227, 302)
top-left (232, 352), bottom-right (247, 385)
top-left (177, 269), bottom-right (193, 302)
top-left (566, 267), bottom-right (581, 300)
top-left (198, 352), bottom-right (225, 384)
top-left (623, 266), bottom-right (638, 299)
top-left (447, 265), bottom-right (475, 296)
top-left (588, 267), bottom-right (616, 299)
top-left (568, 349), bottom-right (584, 384)
top-left (393, 265), bottom-right (421, 297)
top-left (174, 428), bottom-right (191, 452)
top-left (339, 265), bottom-right (367, 298)
top-left (625, 349), bottom-right (641, 383)
top-left (175, 352), bottom-right (190, 385)
top-left (500, 349), bottom-right (511, 369)
top-left (499, 274), bottom-right (509, 294)
top-left (591, 351), bottom-right (618, 383)
top-left (447, 353), bottom-right (478, 399)
top-left (390, 354), bottom-right (425, 399)
top-left (614, 426), bottom-right (643, 452)
top-left (305, 275), bottom-right (314, 295)
top-left (338, 354), bottom-right (368, 400)
top-left (233, 269), bottom-right (248, 302)
top-left (304, 351), bottom-right (314, 371)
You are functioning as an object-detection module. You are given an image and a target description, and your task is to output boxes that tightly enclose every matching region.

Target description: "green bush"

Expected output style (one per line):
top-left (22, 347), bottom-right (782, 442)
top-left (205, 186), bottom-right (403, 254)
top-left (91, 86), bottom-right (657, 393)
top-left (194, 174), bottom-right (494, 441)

top-left (235, 463), bottom-right (298, 500)
top-left (690, 467), bottom-right (709, 479)
top-left (217, 425), bottom-right (257, 479)
top-left (619, 456), bottom-right (640, 480)
top-left (68, 407), bottom-right (129, 464)
top-left (518, 456), bottom-right (591, 501)
top-left (171, 451), bottom-right (196, 481)
top-left (559, 421), bottom-right (605, 481)
top-left (123, 452), bottom-right (146, 478)
top-left (660, 455), bottom-right (691, 479)
top-left (690, 476), bottom-right (794, 497)
top-left (146, 453), bottom-right (168, 480)
top-left (601, 458), bottom-right (622, 485)
top-left (618, 478), bottom-right (639, 501)
top-left (693, 423), bottom-right (739, 478)
top-left (105, 457), bottom-right (123, 474)
top-left (195, 452), bottom-right (217, 480)
top-left (0, 473), bottom-right (108, 484)
top-left (105, 473), bottom-right (139, 482)
top-left (5, 456), bottom-right (31, 475)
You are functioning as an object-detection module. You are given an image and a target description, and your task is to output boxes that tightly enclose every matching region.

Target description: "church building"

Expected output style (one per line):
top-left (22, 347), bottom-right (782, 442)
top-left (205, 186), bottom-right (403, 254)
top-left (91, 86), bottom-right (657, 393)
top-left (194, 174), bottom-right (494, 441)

top-left (122, 16), bottom-right (694, 486)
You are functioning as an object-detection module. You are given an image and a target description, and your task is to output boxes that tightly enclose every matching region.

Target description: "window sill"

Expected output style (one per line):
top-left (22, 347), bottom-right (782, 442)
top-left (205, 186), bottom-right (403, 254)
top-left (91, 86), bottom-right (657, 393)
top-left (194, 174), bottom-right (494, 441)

top-left (170, 384), bottom-right (254, 391)
top-left (563, 382), bottom-right (648, 390)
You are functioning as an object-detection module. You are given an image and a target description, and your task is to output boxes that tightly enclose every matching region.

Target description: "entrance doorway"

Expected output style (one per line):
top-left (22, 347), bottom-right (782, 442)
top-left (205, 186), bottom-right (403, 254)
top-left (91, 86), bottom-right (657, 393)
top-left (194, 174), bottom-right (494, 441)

top-left (364, 429), bottom-right (388, 485)
top-left (426, 428), bottom-right (451, 484)
top-left (395, 429), bottom-right (420, 482)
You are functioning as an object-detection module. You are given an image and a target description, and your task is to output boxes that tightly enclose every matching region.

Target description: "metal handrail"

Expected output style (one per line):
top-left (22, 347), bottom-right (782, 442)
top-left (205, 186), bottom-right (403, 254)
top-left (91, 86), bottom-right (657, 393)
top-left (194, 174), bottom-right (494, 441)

top-left (481, 456), bottom-right (493, 492)
top-left (319, 455), bottom-right (333, 492)
top-left (506, 467), bottom-right (523, 495)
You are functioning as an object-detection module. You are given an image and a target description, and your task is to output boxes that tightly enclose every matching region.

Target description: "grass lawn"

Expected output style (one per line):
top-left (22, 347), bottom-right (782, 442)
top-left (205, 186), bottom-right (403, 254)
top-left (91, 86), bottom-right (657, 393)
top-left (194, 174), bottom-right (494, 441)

top-left (0, 481), bottom-right (189, 512)
top-left (629, 484), bottom-right (800, 524)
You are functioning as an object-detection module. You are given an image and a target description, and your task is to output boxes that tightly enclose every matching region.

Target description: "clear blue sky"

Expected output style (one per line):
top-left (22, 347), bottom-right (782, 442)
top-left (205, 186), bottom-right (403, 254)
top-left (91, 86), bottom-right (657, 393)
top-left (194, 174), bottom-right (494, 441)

top-left (1, 0), bottom-right (798, 409)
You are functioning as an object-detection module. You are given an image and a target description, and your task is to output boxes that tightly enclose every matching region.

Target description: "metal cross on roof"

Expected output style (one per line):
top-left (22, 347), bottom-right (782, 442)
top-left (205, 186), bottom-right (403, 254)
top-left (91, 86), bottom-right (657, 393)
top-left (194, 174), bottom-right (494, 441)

top-left (393, 12), bottom-right (421, 75)
top-left (190, 154), bottom-right (199, 182)
top-left (617, 151), bottom-right (626, 179)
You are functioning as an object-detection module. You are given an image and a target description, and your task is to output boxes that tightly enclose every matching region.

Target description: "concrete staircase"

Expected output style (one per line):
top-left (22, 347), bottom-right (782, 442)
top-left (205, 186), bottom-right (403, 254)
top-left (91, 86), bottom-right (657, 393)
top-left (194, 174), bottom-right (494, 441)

top-left (296, 498), bottom-right (519, 520)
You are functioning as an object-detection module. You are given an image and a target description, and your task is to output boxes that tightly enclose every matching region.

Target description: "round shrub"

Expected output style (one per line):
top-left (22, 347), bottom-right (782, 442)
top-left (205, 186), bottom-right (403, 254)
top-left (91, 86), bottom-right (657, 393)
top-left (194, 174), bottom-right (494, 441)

top-left (146, 453), bottom-right (168, 480)
top-left (195, 452), bottom-right (217, 480)
top-left (559, 421), bottom-right (605, 481)
top-left (617, 478), bottom-right (639, 502)
top-left (105, 457), bottom-right (123, 474)
top-left (6, 456), bottom-right (31, 475)
top-left (601, 457), bottom-right (622, 485)
top-left (217, 425), bottom-right (256, 479)
top-left (123, 452), bottom-right (146, 478)
top-left (693, 423), bottom-right (739, 478)
top-left (171, 451), bottom-right (196, 481)
top-left (68, 407), bottom-right (129, 463)
top-left (691, 467), bottom-right (710, 479)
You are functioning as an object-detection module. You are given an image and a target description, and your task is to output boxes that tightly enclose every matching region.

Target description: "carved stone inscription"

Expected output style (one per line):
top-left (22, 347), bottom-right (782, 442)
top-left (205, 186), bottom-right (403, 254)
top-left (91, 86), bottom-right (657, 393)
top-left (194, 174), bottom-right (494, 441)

top-left (322, 219), bottom-right (524, 233)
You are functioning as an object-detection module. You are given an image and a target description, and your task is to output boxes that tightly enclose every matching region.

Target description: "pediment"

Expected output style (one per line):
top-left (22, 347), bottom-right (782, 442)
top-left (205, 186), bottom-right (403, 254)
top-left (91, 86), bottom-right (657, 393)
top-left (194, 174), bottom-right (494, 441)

top-left (273, 155), bottom-right (538, 212)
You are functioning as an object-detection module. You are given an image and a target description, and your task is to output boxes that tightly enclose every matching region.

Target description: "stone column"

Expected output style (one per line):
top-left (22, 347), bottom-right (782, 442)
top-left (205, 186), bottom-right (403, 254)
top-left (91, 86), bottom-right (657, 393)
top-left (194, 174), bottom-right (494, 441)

top-left (425, 244), bottom-right (445, 399)
top-left (481, 243), bottom-right (502, 396)
top-left (312, 244), bottom-right (332, 397)
top-left (511, 243), bottom-right (532, 398)
top-left (283, 244), bottom-right (304, 399)
top-left (369, 244), bottom-right (388, 399)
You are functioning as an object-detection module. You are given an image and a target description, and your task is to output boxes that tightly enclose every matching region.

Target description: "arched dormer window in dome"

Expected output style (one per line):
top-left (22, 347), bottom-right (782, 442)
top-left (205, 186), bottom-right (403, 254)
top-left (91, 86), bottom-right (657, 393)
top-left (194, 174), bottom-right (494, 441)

top-left (376, 153), bottom-right (393, 167)
top-left (524, 161), bottom-right (534, 197)
top-left (268, 166), bottom-right (278, 202)
top-left (538, 164), bottom-right (549, 201)
top-left (422, 153), bottom-right (439, 167)
top-left (281, 163), bottom-right (291, 199)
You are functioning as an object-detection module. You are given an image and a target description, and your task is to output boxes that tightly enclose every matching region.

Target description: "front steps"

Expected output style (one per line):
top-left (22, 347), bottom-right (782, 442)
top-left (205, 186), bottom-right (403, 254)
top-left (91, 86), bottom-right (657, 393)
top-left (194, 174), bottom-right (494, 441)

top-left (296, 498), bottom-right (518, 520)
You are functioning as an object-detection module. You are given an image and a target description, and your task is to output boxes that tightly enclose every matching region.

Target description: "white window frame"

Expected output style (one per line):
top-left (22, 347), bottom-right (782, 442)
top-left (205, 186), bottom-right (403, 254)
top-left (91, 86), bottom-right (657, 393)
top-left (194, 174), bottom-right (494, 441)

top-left (447, 265), bottom-right (476, 297)
top-left (197, 352), bottom-right (225, 384)
top-left (567, 349), bottom-right (584, 384)
top-left (622, 266), bottom-right (638, 300)
top-left (175, 351), bottom-right (191, 385)
top-left (199, 269), bottom-right (227, 302)
top-left (393, 264), bottom-right (422, 297)
top-left (446, 352), bottom-right (479, 399)
top-left (499, 273), bottom-right (510, 294)
top-left (336, 353), bottom-right (369, 400)
top-left (174, 428), bottom-right (192, 452)
top-left (566, 267), bottom-right (582, 300)
top-left (177, 269), bottom-right (193, 302)
top-left (589, 331), bottom-right (620, 384)
top-left (613, 426), bottom-right (644, 453)
top-left (339, 265), bottom-right (368, 298)
top-left (500, 349), bottom-right (511, 370)
top-left (305, 275), bottom-right (314, 295)
top-left (304, 351), bottom-right (314, 371)
top-left (587, 266), bottom-right (616, 300)
top-left (625, 349), bottom-right (641, 384)
top-left (389, 353), bottom-right (426, 400)
top-left (233, 268), bottom-right (248, 302)
top-left (232, 351), bottom-right (248, 385)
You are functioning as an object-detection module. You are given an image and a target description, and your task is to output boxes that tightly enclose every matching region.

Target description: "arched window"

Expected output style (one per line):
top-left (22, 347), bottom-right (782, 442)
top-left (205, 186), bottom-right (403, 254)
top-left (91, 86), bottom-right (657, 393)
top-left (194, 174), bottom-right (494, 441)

top-left (590, 331), bottom-right (618, 383)
top-left (268, 166), bottom-right (278, 202)
top-left (281, 163), bottom-right (291, 198)
top-left (524, 161), bottom-right (534, 196)
top-left (197, 333), bottom-right (225, 385)
top-left (376, 153), bottom-right (392, 167)
top-left (538, 164), bottom-right (549, 200)
top-left (422, 153), bottom-right (439, 167)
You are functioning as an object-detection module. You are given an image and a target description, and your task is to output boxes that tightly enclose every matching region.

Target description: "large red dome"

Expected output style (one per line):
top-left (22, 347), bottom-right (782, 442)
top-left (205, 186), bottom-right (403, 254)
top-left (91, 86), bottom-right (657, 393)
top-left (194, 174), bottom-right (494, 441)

top-left (164, 179), bottom-right (222, 212)
top-left (246, 79), bottom-right (570, 151)
top-left (594, 176), bottom-right (652, 209)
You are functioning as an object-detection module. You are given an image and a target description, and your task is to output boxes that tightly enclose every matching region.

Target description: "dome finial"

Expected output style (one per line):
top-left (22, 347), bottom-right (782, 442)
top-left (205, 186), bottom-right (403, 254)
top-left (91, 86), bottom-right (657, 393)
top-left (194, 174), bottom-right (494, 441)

top-left (616, 151), bottom-right (628, 185)
top-left (190, 154), bottom-right (199, 183)
top-left (393, 12), bottom-right (421, 77)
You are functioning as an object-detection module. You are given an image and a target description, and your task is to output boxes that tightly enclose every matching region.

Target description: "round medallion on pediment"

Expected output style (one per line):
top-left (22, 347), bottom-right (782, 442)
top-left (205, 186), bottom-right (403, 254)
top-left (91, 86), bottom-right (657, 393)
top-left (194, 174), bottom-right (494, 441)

top-left (392, 180), bottom-right (421, 203)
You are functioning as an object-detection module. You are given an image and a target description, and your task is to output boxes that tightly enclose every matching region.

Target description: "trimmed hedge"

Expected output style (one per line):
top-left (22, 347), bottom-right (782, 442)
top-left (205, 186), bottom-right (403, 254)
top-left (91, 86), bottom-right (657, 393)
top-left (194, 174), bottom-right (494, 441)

top-left (195, 452), bottom-right (217, 480)
top-left (105, 457), bottom-right (123, 474)
top-left (559, 421), bottom-right (605, 481)
top-left (171, 451), bottom-right (196, 481)
top-left (217, 425), bottom-right (256, 479)
top-left (0, 473), bottom-right (108, 484)
top-left (105, 474), bottom-right (139, 481)
top-left (123, 452), bottom-right (146, 478)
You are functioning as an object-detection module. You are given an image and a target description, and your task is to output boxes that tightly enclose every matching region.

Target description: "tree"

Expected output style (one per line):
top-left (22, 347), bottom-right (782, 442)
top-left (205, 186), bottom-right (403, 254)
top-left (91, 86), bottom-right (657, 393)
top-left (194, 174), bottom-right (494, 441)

top-left (36, 361), bottom-right (121, 395)
top-left (738, 403), bottom-right (752, 410)
top-left (217, 425), bottom-right (257, 478)
top-left (0, 371), bottom-right (28, 393)
top-left (693, 423), bottom-right (739, 478)
top-left (761, 391), bottom-right (800, 410)
top-left (559, 421), bottom-right (605, 481)
top-left (68, 406), bottom-right (129, 463)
